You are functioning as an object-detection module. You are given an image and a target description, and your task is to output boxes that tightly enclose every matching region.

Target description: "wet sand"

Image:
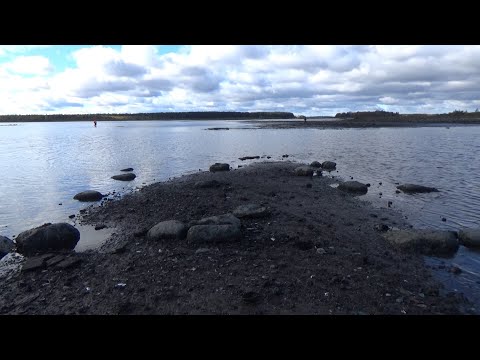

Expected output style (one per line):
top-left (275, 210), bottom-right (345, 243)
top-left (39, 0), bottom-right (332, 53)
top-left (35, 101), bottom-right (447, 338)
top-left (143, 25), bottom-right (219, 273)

top-left (0, 161), bottom-right (471, 314)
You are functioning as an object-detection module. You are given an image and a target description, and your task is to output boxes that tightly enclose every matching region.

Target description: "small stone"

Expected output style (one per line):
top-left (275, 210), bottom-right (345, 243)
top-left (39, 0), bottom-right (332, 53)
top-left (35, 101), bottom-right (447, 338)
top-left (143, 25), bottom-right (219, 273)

top-left (442, 218), bottom-right (446, 222)
top-left (68, 215), bottom-right (75, 219)
top-left (450, 266), bottom-right (462, 275)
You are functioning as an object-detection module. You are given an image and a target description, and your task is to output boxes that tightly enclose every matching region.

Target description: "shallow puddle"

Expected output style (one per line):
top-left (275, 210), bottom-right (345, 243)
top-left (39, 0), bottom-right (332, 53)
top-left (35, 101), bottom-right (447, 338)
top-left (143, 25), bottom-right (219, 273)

top-left (73, 224), bottom-right (115, 252)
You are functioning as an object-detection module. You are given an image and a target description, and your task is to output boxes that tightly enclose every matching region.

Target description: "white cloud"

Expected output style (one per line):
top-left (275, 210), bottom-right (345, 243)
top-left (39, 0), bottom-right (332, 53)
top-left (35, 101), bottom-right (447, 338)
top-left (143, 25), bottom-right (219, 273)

top-left (3, 45), bottom-right (480, 115)
top-left (3, 56), bottom-right (52, 75)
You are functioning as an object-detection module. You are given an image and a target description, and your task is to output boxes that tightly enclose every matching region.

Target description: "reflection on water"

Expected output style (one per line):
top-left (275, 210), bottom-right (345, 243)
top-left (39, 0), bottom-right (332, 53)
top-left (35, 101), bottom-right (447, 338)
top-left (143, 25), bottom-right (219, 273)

top-left (1, 120), bottom-right (480, 308)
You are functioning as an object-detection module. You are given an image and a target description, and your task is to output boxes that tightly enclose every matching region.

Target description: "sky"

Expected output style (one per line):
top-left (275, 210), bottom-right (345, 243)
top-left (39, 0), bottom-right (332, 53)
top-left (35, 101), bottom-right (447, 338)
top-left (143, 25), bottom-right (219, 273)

top-left (1, 45), bottom-right (480, 116)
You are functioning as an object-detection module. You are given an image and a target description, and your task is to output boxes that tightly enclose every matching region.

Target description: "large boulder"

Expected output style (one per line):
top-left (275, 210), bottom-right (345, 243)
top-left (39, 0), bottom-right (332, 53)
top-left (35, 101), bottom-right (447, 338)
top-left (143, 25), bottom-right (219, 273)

top-left (146, 220), bottom-right (188, 241)
top-left (112, 173), bottom-right (136, 181)
top-left (458, 229), bottom-right (480, 248)
top-left (191, 213), bottom-right (241, 228)
top-left (383, 229), bottom-right (458, 256)
top-left (15, 223), bottom-right (80, 256)
top-left (338, 181), bottom-right (369, 194)
top-left (209, 163), bottom-right (230, 172)
top-left (310, 161), bottom-right (322, 168)
top-left (73, 190), bottom-right (103, 202)
top-left (322, 161), bottom-right (337, 170)
top-left (396, 184), bottom-right (439, 193)
top-left (187, 213), bottom-right (242, 243)
top-left (187, 224), bottom-right (241, 243)
top-left (0, 235), bottom-right (14, 258)
top-left (233, 204), bottom-right (268, 218)
top-left (295, 166), bottom-right (314, 176)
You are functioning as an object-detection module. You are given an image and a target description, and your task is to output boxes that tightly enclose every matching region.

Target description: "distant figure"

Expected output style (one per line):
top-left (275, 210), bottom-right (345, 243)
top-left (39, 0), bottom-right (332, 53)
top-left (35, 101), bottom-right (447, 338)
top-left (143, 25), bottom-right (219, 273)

top-left (94, 120), bottom-right (97, 127)
top-left (304, 116), bottom-right (307, 122)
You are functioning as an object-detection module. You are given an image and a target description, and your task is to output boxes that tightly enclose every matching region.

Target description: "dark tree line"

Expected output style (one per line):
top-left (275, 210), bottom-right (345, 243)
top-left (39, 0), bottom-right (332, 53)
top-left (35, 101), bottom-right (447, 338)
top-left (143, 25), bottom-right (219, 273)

top-left (0, 111), bottom-right (296, 123)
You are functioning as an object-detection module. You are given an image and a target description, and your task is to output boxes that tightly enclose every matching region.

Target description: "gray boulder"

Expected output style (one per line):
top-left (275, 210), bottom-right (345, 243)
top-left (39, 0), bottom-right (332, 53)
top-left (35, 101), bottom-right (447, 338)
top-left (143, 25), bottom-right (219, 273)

top-left (295, 166), bottom-right (314, 176)
top-left (233, 204), bottom-right (268, 218)
top-left (209, 163), bottom-right (230, 172)
top-left (73, 190), bottom-right (103, 201)
top-left (112, 173), bottom-right (136, 181)
top-left (191, 213), bottom-right (241, 228)
top-left (146, 220), bottom-right (188, 241)
top-left (194, 180), bottom-right (222, 189)
top-left (310, 161), bottom-right (322, 168)
top-left (322, 161), bottom-right (337, 170)
top-left (15, 223), bottom-right (80, 256)
top-left (396, 184), bottom-right (439, 193)
top-left (458, 229), bottom-right (480, 248)
top-left (383, 229), bottom-right (458, 256)
top-left (187, 213), bottom-right (242, 243)
top-left (187, 224), bottom-right (241, 243)
top-left (239, 156), bottom-right (260, 161)
top-left (338, 181), bottom-right (369, 194)
top-left (0, 235), bottom-right (14, 258)
top-left (120, 168), bottom-right (134, 172)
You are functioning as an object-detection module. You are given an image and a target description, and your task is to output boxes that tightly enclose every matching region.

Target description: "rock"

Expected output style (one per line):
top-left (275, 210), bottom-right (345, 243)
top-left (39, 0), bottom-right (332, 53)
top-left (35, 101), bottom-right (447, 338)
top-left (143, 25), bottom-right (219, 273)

top-left (22, 254), bottom-right (54, 272)
top-left (310, 161), bottom-right (322, 168)
top-left (233, 204), bottom-right (268, 218)
top-left (187, 224), bottom-right (241, 243)
top-left (194, 180), bottom-right (222, 189)
top-left (0, 235), bottom-right (14, 258)
top-left (282, 154), bottom-right (289, 158)
top-left (95, 224), bottom-right (106, 230)
top-left (442, 218), bottom-right (446, 222)
top-left (112, 173), bottom-right (136, 181)
top-left (382, 230), bottom-right (459, 256)
top-left (295, 166), bottom-right (314, 176)
top-left (207, 128), bottom-right (230, 130)
top-left (374, 224), bottom-right (390, 232)
top-left (120, 168), bottom-right (134, 172)
top-left (396, 184), bottom-right (439, 193)
top-left (0, 252), bottom-right (25, 279)
top-left (15, 223), bottom-right (80, 256)
top-left (46, 254), bottom-right (66, 267)
top-left (338, 181), bottom-right (369, 194)
top-left (458, 229), bottom-right (480, 248)
top-left (395, 190), bottom-right (401, 194)
top-left (209, 163), bottom-right (230, 172)
top-left (322, 161), bottom-right (337, 170)
top-left (450, 266), bottom-right (462, 275)
top-left (68, 215), bottom-right (75, 219)
top-left (73, 190), bottom-right (103, 202)
top-left (242, 291), bottom-right (262, 304)
top-left (294, 240), bottom-right (314, 250)
top-left (146, 220), bottom-right (188, 241)
top-left (239, 156), bottom-right (260, 161)
top-left (195, 248), bottom-right (211, 254)
top-left (56, 257), bottom-right (82, 269)
top-left (191, 213), bottom-right (241, 228)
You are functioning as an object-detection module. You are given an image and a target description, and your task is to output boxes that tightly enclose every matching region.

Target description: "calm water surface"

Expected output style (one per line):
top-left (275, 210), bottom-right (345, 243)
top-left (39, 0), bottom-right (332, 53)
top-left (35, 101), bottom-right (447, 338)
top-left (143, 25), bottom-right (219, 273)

top-left (1, 120), bottom-right (479, 310)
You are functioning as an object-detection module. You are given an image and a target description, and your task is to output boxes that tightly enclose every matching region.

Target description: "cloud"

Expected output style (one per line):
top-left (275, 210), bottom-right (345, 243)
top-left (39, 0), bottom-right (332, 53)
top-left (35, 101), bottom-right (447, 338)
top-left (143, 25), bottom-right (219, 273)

top-left (3, 45), bottom-right (480, 115)
top-left (3, 56), bottom-right (52, 75)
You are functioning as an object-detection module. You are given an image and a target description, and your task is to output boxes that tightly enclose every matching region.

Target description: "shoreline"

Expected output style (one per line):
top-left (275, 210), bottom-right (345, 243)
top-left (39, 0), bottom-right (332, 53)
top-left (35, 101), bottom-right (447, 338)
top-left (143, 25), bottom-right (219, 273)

top-left (0, 161), bottom-right (472, 314)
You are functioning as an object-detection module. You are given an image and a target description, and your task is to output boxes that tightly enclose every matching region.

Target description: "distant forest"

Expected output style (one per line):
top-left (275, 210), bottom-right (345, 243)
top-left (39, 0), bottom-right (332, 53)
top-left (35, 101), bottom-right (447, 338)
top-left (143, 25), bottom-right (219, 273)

top-left (0, 111), bottom-right (296, 122)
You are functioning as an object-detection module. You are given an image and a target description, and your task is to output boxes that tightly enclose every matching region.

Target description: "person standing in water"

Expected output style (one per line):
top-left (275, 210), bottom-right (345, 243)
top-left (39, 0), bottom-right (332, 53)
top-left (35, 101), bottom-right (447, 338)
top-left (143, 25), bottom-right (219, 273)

top-left (94, 119), bottom-right (97, 127)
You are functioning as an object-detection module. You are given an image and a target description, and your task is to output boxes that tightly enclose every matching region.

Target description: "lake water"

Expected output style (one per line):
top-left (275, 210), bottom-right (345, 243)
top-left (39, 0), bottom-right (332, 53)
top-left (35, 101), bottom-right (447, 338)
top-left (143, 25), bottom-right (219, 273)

top-left (1, 120), bottom-right (479, 310)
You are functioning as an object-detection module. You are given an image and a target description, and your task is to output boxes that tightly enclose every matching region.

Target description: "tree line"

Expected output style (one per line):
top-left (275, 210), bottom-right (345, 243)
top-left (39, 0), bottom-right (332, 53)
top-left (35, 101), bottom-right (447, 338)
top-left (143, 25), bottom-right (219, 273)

top-left (0, 111), bottom-right (296, 122)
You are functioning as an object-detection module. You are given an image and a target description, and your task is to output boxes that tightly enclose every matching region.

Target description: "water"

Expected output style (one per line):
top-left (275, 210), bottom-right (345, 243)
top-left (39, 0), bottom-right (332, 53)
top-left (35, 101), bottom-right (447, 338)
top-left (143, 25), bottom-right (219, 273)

top-left (1, 120), bottom-right (479, 308)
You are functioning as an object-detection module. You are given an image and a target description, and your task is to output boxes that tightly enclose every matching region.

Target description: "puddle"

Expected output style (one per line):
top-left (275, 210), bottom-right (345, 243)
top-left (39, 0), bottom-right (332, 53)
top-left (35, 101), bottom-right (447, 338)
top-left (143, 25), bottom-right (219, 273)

top-left (73, 224), bottom-right (115, 252)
